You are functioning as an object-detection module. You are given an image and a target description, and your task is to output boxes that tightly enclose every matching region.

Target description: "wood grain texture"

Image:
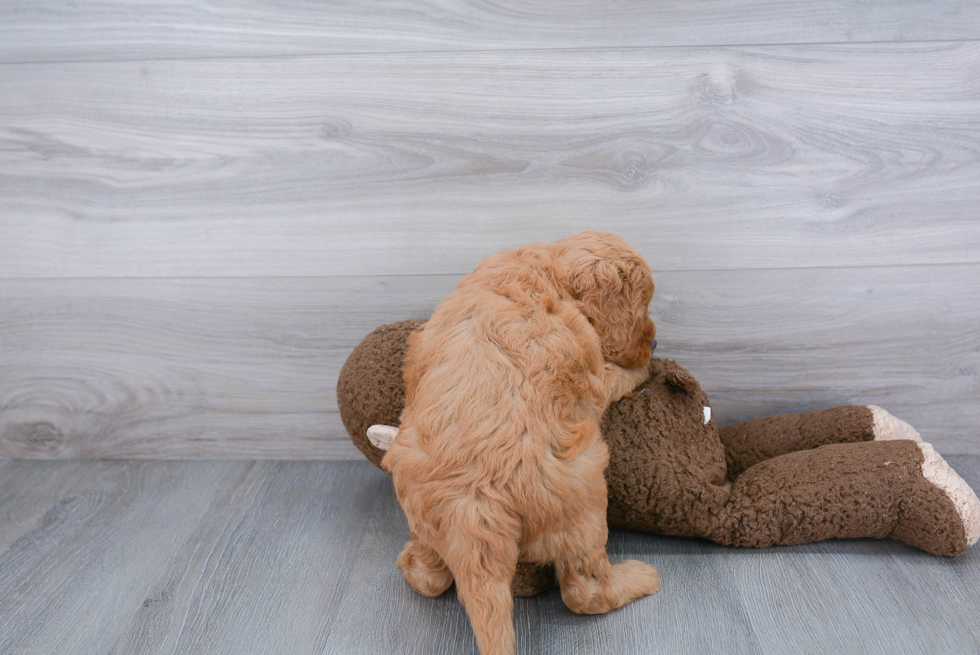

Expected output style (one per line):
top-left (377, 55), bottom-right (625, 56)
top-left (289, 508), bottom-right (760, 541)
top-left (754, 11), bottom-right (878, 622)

top-left (1, 459), bottom-right (979, 654)
top-left (731, 539), bottom-right (980, 654)
top-left (894, 455), bottom-right (980, 646)
top-left (729, 456), bottom-right (980, 654)
top-left (2, 42), bottom-right (979, 278)
top-left (108, 462), bottom-right (380, 654)
top-left (0, 460), bottom-right (243, 654)
top-left (0, 275), bottom-right (453, 459)
top-left (1, 1), bottom-right (979, 64)
top-left (1, 264), bottom-right (977, 459)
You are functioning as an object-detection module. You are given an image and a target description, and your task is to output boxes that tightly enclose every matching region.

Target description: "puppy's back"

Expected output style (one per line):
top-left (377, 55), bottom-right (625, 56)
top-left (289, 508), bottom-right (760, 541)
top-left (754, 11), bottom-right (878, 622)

top-left (389, 245), bottom-right (607, 482)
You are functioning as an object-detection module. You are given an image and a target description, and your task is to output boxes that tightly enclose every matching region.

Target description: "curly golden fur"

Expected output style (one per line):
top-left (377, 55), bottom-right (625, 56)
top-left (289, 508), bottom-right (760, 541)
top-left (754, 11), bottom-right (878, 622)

top-left (382, 232), bottom-right (660, 655)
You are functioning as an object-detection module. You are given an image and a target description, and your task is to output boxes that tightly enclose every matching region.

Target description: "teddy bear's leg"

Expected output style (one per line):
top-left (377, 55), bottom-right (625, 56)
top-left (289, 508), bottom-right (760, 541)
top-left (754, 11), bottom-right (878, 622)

top-left (711, 439), bottom-right (980, 556)
top-left (397, 535), bottom-right (455, 597)
top-left (720, 405), bottom-right (886, 478)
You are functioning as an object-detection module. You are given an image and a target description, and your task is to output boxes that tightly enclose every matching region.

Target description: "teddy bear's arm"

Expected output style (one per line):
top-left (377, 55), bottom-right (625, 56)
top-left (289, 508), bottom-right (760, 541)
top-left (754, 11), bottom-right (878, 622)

top-left (719, 405), bottom-right (875, 479)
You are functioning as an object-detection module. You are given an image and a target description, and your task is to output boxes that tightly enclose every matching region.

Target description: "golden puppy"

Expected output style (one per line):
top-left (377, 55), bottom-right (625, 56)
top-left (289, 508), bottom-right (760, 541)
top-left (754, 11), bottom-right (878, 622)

top-left (382, 232), bottom-right (660, 655)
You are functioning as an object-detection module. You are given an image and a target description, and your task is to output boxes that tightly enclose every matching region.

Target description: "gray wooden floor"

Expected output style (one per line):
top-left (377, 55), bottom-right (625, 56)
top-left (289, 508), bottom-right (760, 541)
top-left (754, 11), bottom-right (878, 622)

top-left (1, 457), bottom-right (979, 655)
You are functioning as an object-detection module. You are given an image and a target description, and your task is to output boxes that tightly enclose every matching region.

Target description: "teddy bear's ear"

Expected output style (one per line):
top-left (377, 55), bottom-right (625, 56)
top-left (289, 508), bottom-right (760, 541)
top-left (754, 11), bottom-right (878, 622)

top-left (367, 425), bottom-right (398, 451)
top-left (665, 365), bottom-right (700, 394)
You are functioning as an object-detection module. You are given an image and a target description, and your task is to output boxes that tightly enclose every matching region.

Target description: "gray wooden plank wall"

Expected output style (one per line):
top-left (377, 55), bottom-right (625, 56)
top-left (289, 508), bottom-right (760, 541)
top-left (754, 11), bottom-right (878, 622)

top-left (2, 1), bottom-right (980, 62)
top-left (1, 2), bottom-right (979, 459)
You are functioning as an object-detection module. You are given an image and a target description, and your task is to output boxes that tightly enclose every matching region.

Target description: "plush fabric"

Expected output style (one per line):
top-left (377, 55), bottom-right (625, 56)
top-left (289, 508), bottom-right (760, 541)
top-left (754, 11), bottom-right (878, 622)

top-left (338, 321), bottom-right (979, 597)
top-left (337, 320), bottom-right (424, 469)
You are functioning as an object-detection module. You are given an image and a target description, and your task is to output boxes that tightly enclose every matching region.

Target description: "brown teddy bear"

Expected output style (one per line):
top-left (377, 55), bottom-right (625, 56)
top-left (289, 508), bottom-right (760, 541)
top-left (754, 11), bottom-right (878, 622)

top-left (337, 320), bottom-right (980, 597)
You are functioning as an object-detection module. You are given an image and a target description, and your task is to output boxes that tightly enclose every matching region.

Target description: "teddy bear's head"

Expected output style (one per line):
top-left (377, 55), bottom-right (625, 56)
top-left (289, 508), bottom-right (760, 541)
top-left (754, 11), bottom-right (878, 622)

top-left (337, 320), bottom-right (424, 469)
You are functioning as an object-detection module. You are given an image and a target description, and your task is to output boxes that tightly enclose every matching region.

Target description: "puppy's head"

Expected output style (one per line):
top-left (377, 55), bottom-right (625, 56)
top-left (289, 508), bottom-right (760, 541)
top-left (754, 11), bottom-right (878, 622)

top-left (557, 231), bottom-right (655, 368)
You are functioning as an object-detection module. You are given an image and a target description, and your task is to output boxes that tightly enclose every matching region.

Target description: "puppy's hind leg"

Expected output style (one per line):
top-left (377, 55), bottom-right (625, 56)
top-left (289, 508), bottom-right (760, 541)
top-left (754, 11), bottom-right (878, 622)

top-left (397, 535), bottom-right (454, 597)
top-left (440, 506), bottom-right (521, 655)
top-left (556, 436), bottom-right (660, 614)
top-left (558, 543), bottom-right (660, 615)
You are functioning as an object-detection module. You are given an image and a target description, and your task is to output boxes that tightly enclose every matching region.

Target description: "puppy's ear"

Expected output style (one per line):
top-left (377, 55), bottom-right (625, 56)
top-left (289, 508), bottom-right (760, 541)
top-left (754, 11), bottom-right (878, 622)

top-left (570, 258), bottom-right (641, 364)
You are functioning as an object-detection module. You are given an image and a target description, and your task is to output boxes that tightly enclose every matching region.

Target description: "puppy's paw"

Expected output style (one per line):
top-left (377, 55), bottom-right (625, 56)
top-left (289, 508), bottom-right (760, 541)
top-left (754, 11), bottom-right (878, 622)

top-left (397, 541), bottom-right (454, 597)
top-left (605, 363), bottom-right (651, 404)
top-left (612, 559), bottom-right (661, 598)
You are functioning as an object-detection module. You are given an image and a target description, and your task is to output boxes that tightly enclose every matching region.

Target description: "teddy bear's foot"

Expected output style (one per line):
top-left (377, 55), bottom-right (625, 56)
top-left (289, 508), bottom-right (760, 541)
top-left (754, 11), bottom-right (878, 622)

top-left (868, 405), bottom-right (923, 443)
top-left (895, 440), bottom-right (980, 553)
top-left (869, 406), bottom-right (980, 554)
